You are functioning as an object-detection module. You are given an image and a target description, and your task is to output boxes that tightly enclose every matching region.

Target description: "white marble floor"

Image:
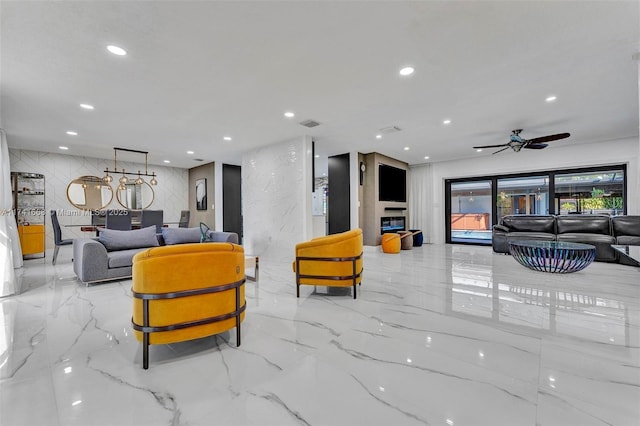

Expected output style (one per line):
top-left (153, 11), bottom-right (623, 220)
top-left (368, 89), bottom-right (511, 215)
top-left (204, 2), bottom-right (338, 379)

top-left (1, 244), bottom-right (639, 426)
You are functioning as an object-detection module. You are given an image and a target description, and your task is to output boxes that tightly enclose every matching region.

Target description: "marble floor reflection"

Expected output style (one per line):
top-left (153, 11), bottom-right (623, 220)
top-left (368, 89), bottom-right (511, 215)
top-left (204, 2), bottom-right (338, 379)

top-left (1, 244), bottom-right (639, 426)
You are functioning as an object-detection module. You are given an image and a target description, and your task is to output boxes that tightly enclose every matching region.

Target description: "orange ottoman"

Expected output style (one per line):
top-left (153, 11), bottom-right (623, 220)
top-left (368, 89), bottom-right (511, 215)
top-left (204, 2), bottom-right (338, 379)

top-left (381, 233), bottom-right (401, 254)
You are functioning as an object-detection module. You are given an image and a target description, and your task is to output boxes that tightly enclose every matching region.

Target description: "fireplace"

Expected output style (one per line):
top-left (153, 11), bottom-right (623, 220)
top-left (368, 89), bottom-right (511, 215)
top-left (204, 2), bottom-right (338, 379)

top-left (380, 216), bottom-right (405, 234)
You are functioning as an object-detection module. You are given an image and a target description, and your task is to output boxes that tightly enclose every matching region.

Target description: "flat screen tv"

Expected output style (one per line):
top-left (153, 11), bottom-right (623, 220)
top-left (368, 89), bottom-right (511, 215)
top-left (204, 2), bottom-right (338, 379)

top-left (378, 164), bottom-right (406, 202)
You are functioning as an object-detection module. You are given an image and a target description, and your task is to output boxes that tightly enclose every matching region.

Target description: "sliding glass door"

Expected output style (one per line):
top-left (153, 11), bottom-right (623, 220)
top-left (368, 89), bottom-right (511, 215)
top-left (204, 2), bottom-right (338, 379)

top-left (449, 180), bottom-right (493, 243)
top-left (496, 175), bottom-right (549, 223)
top-left (445, 164), bottom-right (626, 245)
top-left (554, 169), bottom-right (624, 215)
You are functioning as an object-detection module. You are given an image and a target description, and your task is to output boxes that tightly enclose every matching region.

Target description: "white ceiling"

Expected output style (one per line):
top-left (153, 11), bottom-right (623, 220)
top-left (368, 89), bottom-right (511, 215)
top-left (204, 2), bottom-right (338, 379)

top-left (1, 1), bottom-right (638, 170)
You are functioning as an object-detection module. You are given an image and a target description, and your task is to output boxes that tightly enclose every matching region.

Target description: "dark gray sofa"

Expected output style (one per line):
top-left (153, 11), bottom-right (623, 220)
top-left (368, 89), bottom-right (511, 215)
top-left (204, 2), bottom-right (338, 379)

top-left (493, 214), bottom-right (639, 263)
top-left (73, 226), bottom-right (239, 285)
top-left (612, 216), bottom-right (640, 265)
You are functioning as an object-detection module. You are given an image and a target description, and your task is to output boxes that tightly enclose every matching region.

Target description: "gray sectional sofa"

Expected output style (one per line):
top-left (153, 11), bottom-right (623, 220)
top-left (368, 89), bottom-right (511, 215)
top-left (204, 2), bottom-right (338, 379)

top-left (492, 214), bottom-right (640, 263)
top-left (73, 226), bottom-right (238, 285)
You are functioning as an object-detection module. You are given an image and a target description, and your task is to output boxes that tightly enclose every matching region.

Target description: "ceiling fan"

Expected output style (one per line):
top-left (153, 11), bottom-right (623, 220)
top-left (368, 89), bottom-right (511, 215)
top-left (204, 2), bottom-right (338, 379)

top-left (473, 129), bottom-right (570, 154)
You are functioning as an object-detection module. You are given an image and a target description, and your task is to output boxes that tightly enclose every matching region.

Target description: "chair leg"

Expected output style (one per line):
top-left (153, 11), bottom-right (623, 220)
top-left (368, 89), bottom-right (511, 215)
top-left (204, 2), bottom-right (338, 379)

top-left (52, 246), bottom-right (60, 265)
top-left (296, 282), bottom-right (300, 298)
top-left (143, 299), bottom-right (150, 369)
top-left (353, 283), bottom-right (357, 299)
top-left (143, 333), bottom-right (149, 370)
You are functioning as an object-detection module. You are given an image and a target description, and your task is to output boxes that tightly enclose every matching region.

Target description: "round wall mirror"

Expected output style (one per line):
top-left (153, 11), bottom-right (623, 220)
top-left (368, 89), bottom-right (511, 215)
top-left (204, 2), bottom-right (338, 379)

top-left (66, 176), bottom-right (114, 210)
top-left (116, 182), bottom-right (155, 210)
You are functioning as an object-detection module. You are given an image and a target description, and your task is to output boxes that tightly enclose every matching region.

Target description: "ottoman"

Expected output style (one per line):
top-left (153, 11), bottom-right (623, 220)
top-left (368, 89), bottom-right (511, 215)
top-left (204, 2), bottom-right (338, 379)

top-left (381, 233), bottom-right (401, 254)
top-left (398, 231), bottom-right (413, 250)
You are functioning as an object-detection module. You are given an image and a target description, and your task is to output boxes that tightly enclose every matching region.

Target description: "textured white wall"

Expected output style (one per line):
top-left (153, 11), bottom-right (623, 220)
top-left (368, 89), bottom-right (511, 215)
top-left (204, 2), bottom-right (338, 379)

top-left (242, 137), bottom-right (313, 261)
top-left (9, 149), bottom-right (189, 249)
top-left (412, 137), bottom-right (639, 244)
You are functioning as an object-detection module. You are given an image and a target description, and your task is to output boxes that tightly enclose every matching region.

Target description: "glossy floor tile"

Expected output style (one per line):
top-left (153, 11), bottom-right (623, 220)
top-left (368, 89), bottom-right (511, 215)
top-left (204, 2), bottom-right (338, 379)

top-left (1, 244), bottom-right (639, 425)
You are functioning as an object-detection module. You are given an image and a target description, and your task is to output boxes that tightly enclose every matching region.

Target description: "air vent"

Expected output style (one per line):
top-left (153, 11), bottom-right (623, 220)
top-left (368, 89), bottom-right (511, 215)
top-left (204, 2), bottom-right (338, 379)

top-left (193, 158), bottom-right (204, 162)
top-left (379, 126), bottom-right (402, 134)
top-left (300, 119), bottom-right (321, 128)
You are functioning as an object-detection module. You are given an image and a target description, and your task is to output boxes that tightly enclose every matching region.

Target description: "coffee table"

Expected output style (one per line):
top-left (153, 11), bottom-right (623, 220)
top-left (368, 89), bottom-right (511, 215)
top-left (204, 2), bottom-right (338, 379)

top-left (611, 245), bottom-right (640, 266)
top-left (508, 240), bottom-right (596, 273)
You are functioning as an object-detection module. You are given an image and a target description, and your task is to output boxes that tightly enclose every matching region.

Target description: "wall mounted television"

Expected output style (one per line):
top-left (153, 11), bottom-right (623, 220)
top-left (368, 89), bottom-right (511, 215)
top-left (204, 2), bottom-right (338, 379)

top-left (378, 164), bottom-right (407, 202)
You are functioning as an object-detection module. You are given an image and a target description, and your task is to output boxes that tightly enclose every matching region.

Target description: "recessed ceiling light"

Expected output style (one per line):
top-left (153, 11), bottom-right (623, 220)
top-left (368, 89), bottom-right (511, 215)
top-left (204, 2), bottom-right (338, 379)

top-left (375, 134), bottom-right (382, 139)
top-left (284, 111), bottom-right (295, 118)
top-left (424, 156), bottom-right (429, 160)
top-left (106, 45), bottom-right (127, 56)
top-left (59, 146), bottom-right (69, 150)
top-left (404, 147), bottom-right (410, 151)
top-left (163, 160), bottom-right (170, 163)
top-left (223, 136), bottom-right (232, 141)
top-left (399, 66), bottom-right (414, 76)
top-left (476, 149), bottom-right (483, 153)
top-left (546, 95), bottom-right (557, 102)
top-left (186, 150), bottom-right (194, 155)
top-left (66, 131), bottom-right (78, 136)
top-left (314, 154), bottom-right (319, 158)
top-left (443, 119), bottom-right (451, 125)
top-left (79, 103), bottom-right (94, 110)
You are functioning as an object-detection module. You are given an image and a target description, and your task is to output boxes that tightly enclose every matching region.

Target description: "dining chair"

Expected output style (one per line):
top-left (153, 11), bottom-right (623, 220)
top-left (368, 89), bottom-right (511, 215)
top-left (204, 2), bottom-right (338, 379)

top-left (178, 210), bottom-right (190, 228)
top-left (105, 210), bottom-right (132, 230)
top-left (141, 210), bottom-right (164, 233)
top-left (51, 210), bottom-right (73, 265)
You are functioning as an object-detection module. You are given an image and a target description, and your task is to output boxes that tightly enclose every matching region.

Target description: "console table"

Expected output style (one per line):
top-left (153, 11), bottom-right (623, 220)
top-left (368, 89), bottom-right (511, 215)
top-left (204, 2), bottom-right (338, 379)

top-left (508, 240), bottom-right (596, 273)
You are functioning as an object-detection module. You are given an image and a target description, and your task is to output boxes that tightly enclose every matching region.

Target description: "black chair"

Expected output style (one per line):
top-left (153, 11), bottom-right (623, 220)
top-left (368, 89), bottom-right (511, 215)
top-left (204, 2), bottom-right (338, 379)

top-left (105, 210), bottom-right (132, 230)
top-left (179, 210), bottom-right (190, 228)
top-left (51, 210), bottom-right (72, 265)
top-left (141, 210), bottom-right (164, 233)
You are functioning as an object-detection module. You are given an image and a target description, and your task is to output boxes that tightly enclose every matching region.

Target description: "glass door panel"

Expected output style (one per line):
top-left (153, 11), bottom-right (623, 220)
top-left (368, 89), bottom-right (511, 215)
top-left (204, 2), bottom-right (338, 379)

top-left (554, 169), bottom-right (624, 215)
top-left (497, 176), bottom-right (549, 223)
top-left (450, 180), bottom-right (492, 243)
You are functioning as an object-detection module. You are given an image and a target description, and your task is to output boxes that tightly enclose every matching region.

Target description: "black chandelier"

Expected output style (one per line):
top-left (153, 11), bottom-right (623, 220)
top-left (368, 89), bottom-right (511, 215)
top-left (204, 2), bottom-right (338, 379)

top-left (103, 147), bottom-right (158, 189)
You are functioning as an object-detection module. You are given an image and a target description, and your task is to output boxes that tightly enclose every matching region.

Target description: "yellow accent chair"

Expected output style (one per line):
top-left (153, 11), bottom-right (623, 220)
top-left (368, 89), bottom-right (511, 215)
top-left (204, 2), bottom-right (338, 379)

top-left (381, 233), bottom-right (401, 253)
top-left (131, 242), bottom-right (246, 369)
top-left (293, 228), bottom-right (363, 299)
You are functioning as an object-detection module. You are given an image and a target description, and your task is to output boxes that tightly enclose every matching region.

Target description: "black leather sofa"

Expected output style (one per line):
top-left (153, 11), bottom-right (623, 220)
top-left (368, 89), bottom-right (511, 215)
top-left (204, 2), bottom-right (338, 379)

top-left (612, 215), bottom-right (640, 265)
top-left (493, 214), bottom-right (640, 263)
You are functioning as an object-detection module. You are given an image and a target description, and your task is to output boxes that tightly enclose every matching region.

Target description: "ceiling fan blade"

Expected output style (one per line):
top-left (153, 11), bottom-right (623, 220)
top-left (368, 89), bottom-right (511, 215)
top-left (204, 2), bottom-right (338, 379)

top-left (473, 143), bottom-right (509, 149)
top-left (491, 146), bottom-right (511, 155)
top-left (524, 143), bottom-right (548, 149)
top-left (527, 133), bottom-right (570, 144)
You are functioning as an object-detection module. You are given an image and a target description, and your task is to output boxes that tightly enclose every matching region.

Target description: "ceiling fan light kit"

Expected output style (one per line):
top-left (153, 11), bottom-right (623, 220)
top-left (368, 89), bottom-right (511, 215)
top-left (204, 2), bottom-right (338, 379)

top-left (473, 129), bottom-right (570, 154)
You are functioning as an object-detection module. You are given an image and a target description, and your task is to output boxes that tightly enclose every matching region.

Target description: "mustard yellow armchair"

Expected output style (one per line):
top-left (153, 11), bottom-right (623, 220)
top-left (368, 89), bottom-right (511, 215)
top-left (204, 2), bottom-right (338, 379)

top-left (293, 228), bottom-right (363, 299)
top-left (132, 242), bottom-right (246, 369)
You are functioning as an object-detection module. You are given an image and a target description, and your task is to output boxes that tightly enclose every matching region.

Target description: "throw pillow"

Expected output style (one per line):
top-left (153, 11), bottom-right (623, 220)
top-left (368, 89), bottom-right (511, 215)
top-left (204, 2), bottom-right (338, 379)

top-left (161, 227), bottom-right (201, 245)
top-left (99, 225), bottom-right (159, 252)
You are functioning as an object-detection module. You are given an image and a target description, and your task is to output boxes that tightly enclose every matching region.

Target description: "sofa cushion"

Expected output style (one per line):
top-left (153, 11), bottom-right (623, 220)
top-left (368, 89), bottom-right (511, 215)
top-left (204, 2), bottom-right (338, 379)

top-left (556, 215), bottom-right (610, 235)
top-left (99, 225), bottom-right (159, 252)
top-left (107, 248), bottom-right (149, 268)
top-left (502, 215), bottom-right (555, 233)
top-left (161, 227), bottom-right (201, 245)
top-left (506, 232), bottom-right (557, 242)
top-left (617, 236), bottom-right (640, 245)
top-left (612, 216), bottom-right (640, 237)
